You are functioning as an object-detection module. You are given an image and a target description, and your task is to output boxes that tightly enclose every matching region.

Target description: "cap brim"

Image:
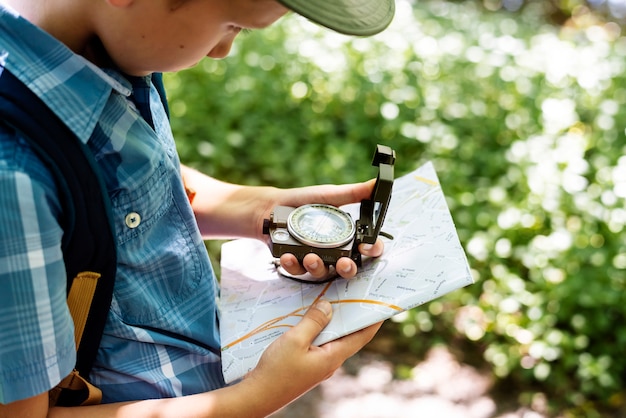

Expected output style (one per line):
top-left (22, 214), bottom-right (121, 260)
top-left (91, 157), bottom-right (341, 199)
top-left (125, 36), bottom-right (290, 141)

top-left (277, 0), bottom-right (395, 36)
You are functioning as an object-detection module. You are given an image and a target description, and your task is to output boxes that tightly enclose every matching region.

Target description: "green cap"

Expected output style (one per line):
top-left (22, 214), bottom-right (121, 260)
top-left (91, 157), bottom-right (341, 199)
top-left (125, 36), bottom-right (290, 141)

top-left (277, 0), bottom-right (395, 36)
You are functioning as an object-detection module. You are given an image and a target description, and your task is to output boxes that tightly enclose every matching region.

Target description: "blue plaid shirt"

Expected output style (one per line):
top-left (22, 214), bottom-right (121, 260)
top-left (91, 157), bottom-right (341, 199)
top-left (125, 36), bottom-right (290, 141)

top-left (0, 5), bottom-right (223, 404)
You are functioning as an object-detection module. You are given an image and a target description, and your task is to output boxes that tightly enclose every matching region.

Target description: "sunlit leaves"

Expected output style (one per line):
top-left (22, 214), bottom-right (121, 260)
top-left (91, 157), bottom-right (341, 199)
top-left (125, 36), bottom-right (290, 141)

top-left (165, 0), bottom-right (626, 413)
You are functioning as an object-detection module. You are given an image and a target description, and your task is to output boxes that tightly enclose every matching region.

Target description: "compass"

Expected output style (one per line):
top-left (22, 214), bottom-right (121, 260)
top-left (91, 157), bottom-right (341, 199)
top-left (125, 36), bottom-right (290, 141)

top-left (287, 204), bottom-right (355, 248)
top-left (263, 144), bottom-right (395, 267)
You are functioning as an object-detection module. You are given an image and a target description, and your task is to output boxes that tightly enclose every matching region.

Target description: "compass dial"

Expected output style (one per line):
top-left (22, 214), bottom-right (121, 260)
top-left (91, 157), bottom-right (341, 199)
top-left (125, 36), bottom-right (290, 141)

top-left (287, 204), bottom-right (355, 248)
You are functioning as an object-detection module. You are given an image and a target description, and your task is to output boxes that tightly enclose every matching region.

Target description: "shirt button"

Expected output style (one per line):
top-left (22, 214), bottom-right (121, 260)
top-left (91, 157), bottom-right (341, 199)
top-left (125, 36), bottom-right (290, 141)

top-left (125, 212), bottom-right (141, 229)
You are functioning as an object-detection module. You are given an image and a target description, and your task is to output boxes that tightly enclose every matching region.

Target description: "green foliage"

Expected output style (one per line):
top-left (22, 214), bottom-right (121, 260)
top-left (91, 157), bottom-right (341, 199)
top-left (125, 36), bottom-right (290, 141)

top-left (166, 1), bottom-right (626, 415)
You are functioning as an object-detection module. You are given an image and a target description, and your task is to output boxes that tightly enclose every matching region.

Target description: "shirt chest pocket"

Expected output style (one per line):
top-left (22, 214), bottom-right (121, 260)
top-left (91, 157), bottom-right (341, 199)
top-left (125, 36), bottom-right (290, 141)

top-left (109, 161), bottom-right (205, 326)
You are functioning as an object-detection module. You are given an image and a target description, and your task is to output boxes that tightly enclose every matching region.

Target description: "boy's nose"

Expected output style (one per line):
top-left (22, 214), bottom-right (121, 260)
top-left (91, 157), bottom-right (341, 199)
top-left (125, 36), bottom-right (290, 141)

top-left (207, 35), bottom-right (237, 59)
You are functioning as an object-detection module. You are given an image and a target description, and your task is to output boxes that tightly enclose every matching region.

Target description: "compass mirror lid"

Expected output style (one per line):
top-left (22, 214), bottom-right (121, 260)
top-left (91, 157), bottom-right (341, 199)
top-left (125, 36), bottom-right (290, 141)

top-left (357, 145), bottom-right (395, 244)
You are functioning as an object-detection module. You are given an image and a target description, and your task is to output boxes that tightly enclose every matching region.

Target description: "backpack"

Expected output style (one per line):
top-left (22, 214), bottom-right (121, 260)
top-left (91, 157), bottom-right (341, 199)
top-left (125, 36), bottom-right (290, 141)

top-left (0, 68), bottom-right (169, 406)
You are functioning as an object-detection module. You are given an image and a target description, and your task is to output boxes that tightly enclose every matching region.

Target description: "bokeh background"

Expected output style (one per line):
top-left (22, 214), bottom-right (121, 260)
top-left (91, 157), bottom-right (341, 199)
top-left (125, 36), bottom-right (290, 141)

top-left (164, 1), bottom-right (626, 416)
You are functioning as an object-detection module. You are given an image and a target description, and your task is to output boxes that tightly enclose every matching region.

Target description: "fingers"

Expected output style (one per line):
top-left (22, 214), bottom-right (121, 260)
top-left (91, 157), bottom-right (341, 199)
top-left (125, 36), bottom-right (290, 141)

top-left (358, 239), bottom-right (385, 258)
top-left (279, 253), bottom-right (334, 279)
top-left (335, 239), bottom-right (386, 278)
top-left (279, 253), bottom-right (306, 275)
top-left (322, 321), bottom-right (384, 358)
top-left (288, 300), bottom-right (333, 347)
top-left (335, 258), bottom-right (356, 278)
top-left (302, 253), bottom-right (330, 278)
top-left (279, 238), bottom-right (386, 280)
top-left (290, 303), bottom-right (383, 357)
top-left (281, 179), bottom-right (378, 210)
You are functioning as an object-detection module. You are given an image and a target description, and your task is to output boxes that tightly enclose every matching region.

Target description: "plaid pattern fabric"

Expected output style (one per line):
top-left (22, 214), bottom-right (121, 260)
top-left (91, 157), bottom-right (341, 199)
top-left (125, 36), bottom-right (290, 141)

top-left (0, 5), bottom-right (223, 404)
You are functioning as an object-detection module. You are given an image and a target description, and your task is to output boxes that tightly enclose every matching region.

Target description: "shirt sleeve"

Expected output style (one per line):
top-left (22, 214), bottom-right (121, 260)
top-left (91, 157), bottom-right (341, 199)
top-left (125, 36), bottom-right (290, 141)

top-left (0, 155), bottom-right (76, 404)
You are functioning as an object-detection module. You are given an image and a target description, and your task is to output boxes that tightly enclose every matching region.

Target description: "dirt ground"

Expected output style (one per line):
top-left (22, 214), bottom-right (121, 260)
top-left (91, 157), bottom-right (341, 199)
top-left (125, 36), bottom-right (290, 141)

top-left (270, 346), bottom-right (549, 418)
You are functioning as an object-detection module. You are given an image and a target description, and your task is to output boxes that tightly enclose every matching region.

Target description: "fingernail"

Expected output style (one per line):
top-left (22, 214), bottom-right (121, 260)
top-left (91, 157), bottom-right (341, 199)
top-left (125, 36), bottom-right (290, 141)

top-left (361, 244), bottom-right (373, 251)
top-left (308, 261), bottom-right (318, 270)
top-left (283, 259), bottom-right (294, 267)
top-left (340, 265), bottom-right (352, 274)
top-left (315, 300), bottom-right (332, 317)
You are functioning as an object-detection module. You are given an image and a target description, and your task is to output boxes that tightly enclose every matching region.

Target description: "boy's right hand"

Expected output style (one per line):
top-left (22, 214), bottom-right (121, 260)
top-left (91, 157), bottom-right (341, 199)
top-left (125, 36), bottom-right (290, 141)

top-left (0, 301), bottom-right (381, 418)
top-left (243, 300), bottom-right (382, 414)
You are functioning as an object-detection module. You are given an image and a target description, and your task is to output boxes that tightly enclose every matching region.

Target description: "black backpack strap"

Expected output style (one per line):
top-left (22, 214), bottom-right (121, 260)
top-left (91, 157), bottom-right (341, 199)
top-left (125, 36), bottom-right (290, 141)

top-left (0, 68), bottom-right (116, 382)
top-left (151, 72), bottom-right (170, 119)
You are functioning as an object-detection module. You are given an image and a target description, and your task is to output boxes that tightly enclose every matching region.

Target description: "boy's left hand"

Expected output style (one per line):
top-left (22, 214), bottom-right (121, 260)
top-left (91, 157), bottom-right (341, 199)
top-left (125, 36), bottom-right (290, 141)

top-left (278, 240), bottom-right (384, 279)
top-left (181, 165), bottom-right (386, 279)
top-left (266, 179), bottom-right (385, 280)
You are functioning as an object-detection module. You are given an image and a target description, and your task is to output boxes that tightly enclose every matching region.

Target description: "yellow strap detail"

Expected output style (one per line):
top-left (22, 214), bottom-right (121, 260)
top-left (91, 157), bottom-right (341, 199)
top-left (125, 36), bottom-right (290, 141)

top-left (49, 271), bottom-right (103, 407)
top-left (66, 271), bottom-right (101, 350)
top-left (49, 369), bottom-right (103, 406)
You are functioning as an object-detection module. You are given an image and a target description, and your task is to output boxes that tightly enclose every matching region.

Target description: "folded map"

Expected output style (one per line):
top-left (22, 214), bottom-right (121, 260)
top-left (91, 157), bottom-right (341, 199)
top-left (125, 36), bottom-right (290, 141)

top-left (219, 161), bottom-right (474, 383)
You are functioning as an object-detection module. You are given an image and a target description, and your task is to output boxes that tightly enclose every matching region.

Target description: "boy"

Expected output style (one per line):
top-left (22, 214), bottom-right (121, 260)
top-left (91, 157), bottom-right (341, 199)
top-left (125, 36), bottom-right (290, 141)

top-left (0, 0), bottom-right (394, 416)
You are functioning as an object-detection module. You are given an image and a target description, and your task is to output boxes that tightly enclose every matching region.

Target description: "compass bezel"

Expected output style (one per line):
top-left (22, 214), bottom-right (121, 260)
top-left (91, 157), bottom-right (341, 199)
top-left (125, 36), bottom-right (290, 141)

top-left (286, 204), bottom-right (355, 248)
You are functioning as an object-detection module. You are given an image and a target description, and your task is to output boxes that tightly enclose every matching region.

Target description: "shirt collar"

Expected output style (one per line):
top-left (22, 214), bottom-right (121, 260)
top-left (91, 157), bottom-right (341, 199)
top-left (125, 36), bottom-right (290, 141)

top-left (0, 4), bottom-right (132, 144)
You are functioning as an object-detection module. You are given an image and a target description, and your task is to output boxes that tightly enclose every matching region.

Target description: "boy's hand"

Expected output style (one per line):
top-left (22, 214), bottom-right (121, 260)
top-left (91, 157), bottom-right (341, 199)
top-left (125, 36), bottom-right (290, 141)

top-left (278, 241), bottom-right (384, 279)
top-left (181, 166), bottom-right (386, 279)
top-left (266, 179), bottom-right (385, 280)
top-left (244, 300), bottom-right (382, 412)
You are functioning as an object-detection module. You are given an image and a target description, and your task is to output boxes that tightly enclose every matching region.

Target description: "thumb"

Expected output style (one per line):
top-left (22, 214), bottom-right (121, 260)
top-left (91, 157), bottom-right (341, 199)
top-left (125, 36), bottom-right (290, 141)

top-left (292, 300), bottom-right (333, 347)
top-left (323, 179), bottom-right (377, 207)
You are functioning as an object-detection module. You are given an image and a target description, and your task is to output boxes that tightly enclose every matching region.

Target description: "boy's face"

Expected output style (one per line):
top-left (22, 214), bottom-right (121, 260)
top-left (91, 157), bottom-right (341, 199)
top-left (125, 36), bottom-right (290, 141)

top-left (96, 0), bottom-right (288, 75)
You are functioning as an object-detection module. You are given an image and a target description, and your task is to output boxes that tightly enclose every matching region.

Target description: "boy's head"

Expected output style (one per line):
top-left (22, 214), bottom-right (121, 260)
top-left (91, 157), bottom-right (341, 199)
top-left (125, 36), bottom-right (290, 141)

top-left (68, 0), bottom-right (394, 76)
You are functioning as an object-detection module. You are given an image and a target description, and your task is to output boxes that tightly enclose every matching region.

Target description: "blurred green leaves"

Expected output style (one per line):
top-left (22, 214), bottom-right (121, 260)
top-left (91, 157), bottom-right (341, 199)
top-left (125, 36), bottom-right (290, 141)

top-left (165, 0), bottom-right (626, 415)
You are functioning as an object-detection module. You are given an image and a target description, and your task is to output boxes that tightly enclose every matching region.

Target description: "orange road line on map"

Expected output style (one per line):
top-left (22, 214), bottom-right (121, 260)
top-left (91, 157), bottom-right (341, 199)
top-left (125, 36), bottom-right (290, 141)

top-left (414, 175), bottom-right (439, 186)
top-left (223, 311), bottom-right (305, 349)
top-left (330, 299), bottom-right (403, 311)
top-left (223, 283), bottom-right (333, 350)
top-left (223, 282), bottom-right (403, 350)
